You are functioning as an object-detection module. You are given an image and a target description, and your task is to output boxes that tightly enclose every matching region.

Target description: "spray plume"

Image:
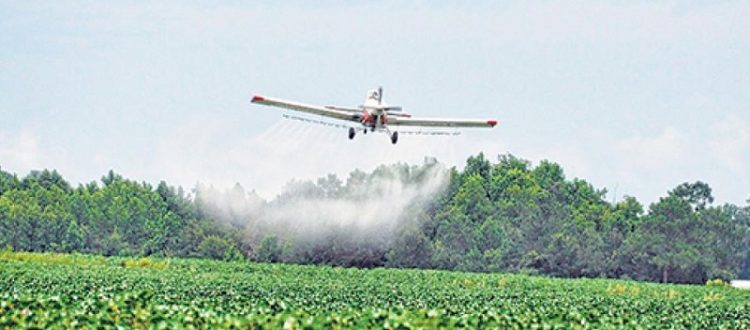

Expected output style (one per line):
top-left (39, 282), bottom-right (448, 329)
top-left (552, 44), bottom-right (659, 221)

top-left (194, 160), bottom-right (450, 266)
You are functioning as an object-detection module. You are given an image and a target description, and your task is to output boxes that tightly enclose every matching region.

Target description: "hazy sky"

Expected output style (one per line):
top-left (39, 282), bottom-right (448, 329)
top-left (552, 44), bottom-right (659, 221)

top-left (1, 1), bottom-right (748, 205)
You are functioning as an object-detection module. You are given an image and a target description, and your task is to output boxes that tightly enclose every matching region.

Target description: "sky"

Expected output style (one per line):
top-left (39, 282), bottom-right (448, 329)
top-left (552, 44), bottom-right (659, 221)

top-left (0, 1), bottom-right (748, 205)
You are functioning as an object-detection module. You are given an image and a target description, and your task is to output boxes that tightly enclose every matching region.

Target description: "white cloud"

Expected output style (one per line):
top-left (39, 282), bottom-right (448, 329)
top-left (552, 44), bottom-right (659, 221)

top-left (617, 127), bottom-right (688, 171)
top-left (709, 114), bottom-right (750, 172)
top-left (604, 127), bottom-right (694, 203)
top-left (0, 131), bottom-right (43, 173)
top-left (29, 1), bottom-right (749, 53)
top-left (608, 118), bottom-right (750, 205)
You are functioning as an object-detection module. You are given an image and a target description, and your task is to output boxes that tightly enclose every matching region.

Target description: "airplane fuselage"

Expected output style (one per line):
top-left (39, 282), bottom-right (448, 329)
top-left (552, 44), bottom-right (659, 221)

top-left (358, 107), bottom-right (388, 130)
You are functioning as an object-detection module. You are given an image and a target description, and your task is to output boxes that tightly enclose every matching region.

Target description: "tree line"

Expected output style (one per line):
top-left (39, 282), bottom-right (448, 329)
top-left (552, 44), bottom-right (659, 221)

top-left (1, 153), bottom-right (748, 284)
top-left (0, 169), bottom-right (244, 261)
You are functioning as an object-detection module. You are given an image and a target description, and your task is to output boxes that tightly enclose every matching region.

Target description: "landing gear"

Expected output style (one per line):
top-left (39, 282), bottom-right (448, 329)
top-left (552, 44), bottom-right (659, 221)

top-left (348, 127), bottom-right (356, 140)
top-left (390, 131), bottom-right (399, 144)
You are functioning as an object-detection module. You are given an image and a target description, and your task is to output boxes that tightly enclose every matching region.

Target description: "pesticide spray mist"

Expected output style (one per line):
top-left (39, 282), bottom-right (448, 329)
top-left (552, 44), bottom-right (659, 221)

top-left (194, 159), bottom-right (451, 266)
top-left (182, 113), bottom-right (495, 266)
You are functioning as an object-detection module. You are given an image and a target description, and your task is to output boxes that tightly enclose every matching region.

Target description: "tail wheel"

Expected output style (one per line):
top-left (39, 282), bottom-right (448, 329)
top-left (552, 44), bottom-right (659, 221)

top-left (391, 131), bottom-right (399, 144)
top-left (348, 127), bottom-right (356, 140)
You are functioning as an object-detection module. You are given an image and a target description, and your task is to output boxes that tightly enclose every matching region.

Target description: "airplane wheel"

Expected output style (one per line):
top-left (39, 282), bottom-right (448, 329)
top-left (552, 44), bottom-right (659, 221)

top-left (363, 129), bottom-right (367, 135)
top-left (391, 131), bottom-right (399, 144)
top-left (348, 127), bottom-right (355, 140)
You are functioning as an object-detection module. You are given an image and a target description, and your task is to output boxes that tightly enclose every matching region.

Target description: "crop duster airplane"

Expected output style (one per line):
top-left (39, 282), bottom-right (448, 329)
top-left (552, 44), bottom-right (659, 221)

top-left (251, 87), bottom-right (497, 144)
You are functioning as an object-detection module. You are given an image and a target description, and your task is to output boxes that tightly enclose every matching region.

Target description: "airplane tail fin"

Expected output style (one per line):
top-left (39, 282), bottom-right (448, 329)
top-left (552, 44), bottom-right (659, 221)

top-left (365, 86), bottom-right (384, 106)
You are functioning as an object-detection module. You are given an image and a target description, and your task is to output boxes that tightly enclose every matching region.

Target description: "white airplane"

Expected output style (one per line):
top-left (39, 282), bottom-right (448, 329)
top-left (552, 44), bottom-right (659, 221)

top-left (251, 87), bottom-right (497, 144)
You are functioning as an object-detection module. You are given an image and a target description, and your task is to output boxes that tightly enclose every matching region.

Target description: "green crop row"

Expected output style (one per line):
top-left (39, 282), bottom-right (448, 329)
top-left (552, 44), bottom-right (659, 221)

top-left (1, 252), bottom-right (749, 329)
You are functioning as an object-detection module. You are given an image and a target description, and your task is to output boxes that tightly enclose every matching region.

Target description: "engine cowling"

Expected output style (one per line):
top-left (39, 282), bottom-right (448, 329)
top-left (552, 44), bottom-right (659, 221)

top-left (360, 111), bottom-right (374, 124)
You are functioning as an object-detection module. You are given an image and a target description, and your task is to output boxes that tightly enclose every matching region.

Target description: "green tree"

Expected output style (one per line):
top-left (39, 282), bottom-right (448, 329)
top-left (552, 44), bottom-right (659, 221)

top-left (450, 174), bottom-right (492, 223)
top-left (21, 169), bottom-right (72, 193)
top-left (104, 227), bottom-right (125, 256)
top-left (0, 167), bottom-right (19, 196)
top-left (478, 217), bottom-right (506, 272)
top-left (642, 195), bottom-right (695, 283)
top-left (386, 224), bottom-right (433, 269)
top-left (463, 153), bottom-right (491, 182)
top-left (198, 235), bottom-right (236, 260)
top-left (671, 181), bottom-right (714, 211)
top-left (255, 235), bottom-right (283, 262)
top-left (63, 219), bottom-right (85, 252)
top-left (431, 216), bottom-right (477, 270)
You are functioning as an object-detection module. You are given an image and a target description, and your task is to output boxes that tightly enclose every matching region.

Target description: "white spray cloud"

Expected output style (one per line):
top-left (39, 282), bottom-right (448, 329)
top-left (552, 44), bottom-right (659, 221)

top-left (196, 160), bottom-right (450, 248)
top-left (194, 182), bottom-right (266, 227)
top-left (264, 164), bottom-right (448, 237)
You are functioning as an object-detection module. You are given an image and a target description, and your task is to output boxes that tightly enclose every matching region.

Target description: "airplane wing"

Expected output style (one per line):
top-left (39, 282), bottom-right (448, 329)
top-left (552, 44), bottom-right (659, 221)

top-left (325, 105), bottom-right (361, 113)
top-left (252, 95), bottom-right (357, 122)
top-left (388, 117), bottom-right (497, 128)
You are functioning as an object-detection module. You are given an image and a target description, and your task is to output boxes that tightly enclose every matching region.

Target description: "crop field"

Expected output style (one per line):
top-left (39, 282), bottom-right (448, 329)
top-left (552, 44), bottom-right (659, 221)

top-left (1, 252), bottom-right (749, 329)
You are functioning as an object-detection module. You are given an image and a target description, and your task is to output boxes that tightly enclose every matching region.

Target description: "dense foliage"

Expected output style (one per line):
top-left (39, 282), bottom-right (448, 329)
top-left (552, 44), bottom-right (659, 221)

top-left (1, 153), bottom-right (749, 284)
top-left (0, 168), bottom-right (243, 261)
top-left (234, 154), bottom-right (750, 284)
top-left (1, 252), bottom-right (749, 329)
